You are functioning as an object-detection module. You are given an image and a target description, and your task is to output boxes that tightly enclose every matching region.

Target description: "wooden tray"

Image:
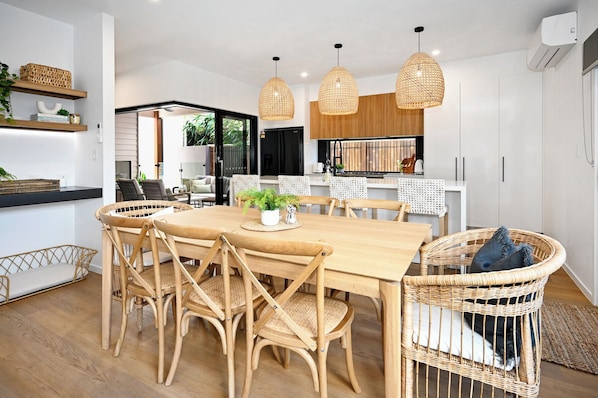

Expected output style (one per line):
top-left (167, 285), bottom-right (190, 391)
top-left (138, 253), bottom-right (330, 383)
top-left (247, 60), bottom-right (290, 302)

top-left (0, 179), bottom-right (60, 195)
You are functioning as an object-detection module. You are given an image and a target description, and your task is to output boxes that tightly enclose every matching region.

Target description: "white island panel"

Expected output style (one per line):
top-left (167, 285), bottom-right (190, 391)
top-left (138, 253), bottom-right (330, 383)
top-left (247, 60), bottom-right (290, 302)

top-left (260, 176), bottom-right (466, 236)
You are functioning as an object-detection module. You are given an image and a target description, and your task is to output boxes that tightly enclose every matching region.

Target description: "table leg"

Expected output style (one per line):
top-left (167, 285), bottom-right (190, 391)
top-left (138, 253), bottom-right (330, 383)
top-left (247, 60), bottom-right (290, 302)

top-left (101, 229), bottom-right (113, 350)
top-left (380, 280), bottom-right (401, 398)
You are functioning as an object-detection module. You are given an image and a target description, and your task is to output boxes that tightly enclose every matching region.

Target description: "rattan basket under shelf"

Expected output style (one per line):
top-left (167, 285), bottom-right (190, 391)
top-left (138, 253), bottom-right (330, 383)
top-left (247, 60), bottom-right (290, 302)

top-left (20, 63), bottom-right (72, 89)
top-left (0, 179), bottom-right (60, 195)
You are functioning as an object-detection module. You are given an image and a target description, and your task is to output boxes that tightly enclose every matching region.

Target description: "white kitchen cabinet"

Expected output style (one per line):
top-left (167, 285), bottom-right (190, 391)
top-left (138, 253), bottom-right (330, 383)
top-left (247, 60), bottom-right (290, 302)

top-left (425, 72), bottom-right (542, 231)
top-left (498, 73), bottom-right (543, 231)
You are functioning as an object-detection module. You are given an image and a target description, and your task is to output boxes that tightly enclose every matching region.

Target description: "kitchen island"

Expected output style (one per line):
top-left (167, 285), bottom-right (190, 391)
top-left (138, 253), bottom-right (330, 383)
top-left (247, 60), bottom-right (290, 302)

top-left (260, 175), bottom-right (466, 236)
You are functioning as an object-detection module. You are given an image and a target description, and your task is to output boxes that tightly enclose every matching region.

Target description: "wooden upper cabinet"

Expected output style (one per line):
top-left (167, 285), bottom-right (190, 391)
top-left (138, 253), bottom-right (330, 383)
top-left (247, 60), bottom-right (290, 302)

top-left (309, 93), bottom-right (423, 139)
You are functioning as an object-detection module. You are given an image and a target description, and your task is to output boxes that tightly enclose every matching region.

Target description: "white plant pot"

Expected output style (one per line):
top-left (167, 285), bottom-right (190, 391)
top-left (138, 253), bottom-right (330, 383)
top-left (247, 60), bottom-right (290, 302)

top-left (261, 209), bottom-right (280, 226)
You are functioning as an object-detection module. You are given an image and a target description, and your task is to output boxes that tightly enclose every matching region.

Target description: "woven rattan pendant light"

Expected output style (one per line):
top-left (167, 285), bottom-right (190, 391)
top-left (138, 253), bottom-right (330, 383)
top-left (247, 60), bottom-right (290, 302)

top-left (318, 43), bottom-right (359, 115)
top-left (258, 57), bottom-right (295, 120)
top-left (396, 27), bottom-right (444, 109)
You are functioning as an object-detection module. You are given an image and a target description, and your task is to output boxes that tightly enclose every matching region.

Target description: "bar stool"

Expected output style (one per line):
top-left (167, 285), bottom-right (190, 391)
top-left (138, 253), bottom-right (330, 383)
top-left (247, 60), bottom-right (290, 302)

top-left (329, 176), bottom-right (368, 216)
top-left (397, 178), bottom-right (448, 237)
top-left (231, 174), bottom-right (260, 206)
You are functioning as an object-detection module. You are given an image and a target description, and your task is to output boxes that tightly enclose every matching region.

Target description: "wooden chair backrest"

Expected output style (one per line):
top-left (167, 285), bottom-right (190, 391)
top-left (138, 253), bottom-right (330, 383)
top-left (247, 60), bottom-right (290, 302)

top-left (344, 198), bottom-right (411, 221)
top-left (296, 195), bottom-right (337, 216)
top-left (221, 231), bottom-right (333, 350)
top-left (96, 200), bottom-right (194, 295)
top-left (152, 219), bottom-right (226, 319)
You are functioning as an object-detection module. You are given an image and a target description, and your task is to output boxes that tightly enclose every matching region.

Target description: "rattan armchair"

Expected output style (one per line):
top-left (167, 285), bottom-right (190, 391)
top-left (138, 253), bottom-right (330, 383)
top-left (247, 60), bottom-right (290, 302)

top-left (95, 200), bottom-right (194, 383)
top-left (402, 228), bottom-right (566, 398)
top-left (221, 231), bottom-right (361, 398)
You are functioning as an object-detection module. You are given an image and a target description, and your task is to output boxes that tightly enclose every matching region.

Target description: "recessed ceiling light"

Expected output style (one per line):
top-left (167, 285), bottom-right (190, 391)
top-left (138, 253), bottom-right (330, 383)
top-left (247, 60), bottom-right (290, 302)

top-left (431, 49), bottom-right (440, 56)
top-left (301, 72), bottom-right (309, 78)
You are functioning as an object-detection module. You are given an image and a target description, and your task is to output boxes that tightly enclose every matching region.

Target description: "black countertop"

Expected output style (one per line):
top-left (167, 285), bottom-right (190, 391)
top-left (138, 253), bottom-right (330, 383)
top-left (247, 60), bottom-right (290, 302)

top-left (0, 186), bottom-right (103, 208)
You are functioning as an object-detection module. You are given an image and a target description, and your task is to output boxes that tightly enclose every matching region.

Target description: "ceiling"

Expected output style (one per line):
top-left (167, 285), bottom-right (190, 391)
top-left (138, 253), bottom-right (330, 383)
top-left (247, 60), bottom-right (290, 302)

top-left (3, 0), bottom-right (578, 87)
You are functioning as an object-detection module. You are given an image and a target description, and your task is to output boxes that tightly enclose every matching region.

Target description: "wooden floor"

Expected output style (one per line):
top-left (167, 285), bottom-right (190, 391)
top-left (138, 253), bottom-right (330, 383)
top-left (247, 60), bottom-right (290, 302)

top-left (0, 268), bottom-right (596, 397)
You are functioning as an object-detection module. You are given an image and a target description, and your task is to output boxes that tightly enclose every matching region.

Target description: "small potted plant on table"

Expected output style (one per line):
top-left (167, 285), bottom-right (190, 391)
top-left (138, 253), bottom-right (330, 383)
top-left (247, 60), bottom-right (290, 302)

top-left (238, 188), bottom-right (298, 226)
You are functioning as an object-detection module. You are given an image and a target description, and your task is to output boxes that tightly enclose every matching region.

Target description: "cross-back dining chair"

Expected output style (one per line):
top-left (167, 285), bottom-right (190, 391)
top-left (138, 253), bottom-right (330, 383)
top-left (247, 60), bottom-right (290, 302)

top-left (297, 195), bottom-right (337, 216)
top-left (152, 220), bottom-right (271, 397)
top-left (117, 178), bottom-right (145, 201)
top-left (344, 198), bottom-right (411, 221)
top-left (95, 200), bottom-right (194, 384)
top-left (342, 198), bottom-right (412, 320)
top-left (221, 231), bottom-right (361, 398)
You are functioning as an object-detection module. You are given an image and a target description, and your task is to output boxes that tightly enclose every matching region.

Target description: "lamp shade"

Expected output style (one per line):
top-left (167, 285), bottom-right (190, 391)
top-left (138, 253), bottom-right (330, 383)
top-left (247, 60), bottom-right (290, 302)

top-left (259, 57), bottom-right (295, 120)
top-left (258, 76), bottom-right (295, 120)
top-left (318, 66), bottom-right (359, 115)
top-left (395, 51), bottom-right (445, 109)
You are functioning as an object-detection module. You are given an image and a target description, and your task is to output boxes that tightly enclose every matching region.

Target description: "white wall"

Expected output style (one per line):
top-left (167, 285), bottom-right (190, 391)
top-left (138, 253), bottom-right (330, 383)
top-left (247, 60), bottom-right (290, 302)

top-left (0, 4), bottom-right (113, 270)
top-left (542, 0), bottom-right (598, 304)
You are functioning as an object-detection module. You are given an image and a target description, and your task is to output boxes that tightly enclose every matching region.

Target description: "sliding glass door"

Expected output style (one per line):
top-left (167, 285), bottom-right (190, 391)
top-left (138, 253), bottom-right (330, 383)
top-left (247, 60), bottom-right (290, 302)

top-left (214, 112), bottom-right (257, 204)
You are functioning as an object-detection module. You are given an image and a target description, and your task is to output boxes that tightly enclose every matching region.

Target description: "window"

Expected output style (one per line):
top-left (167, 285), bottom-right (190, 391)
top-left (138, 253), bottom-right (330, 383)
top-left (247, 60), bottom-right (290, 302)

top-left (327, 137), bottom-right (421, 172)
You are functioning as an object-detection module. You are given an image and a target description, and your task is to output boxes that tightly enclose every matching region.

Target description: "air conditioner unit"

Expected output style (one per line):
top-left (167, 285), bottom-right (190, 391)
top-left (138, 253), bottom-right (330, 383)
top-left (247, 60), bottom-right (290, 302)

top-left (527, 11), bottom-right (577, 71)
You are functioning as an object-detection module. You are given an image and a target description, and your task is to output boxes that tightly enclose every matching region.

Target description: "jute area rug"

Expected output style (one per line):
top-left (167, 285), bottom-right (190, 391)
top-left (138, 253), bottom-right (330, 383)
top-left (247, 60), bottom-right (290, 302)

top-left (542, 300), bottom-right (598, 375)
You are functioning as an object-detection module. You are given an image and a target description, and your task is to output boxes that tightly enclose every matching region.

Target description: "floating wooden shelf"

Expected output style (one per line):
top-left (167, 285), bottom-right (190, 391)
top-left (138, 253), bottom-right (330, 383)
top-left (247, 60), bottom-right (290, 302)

top-left (0, 119), bottom-right (87, 132)
top-left (0, 81), bottom-right (88, 132)
top-left (10, 80), bottom-right (87, 100)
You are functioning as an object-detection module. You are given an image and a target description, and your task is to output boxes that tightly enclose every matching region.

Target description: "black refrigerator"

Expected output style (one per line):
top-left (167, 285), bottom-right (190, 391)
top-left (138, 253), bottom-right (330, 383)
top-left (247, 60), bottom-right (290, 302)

top-left (260, 127), bottom-right (304, 176)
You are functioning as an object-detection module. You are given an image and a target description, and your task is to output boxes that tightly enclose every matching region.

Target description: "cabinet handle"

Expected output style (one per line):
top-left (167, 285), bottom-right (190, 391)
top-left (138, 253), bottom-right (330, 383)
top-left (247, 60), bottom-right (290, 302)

top-left (462, 157), bottom-right (466, 181)
top-left (455, 157), bottom-right (458, 181)
top-left (502, 157), bottom-right (505, 182)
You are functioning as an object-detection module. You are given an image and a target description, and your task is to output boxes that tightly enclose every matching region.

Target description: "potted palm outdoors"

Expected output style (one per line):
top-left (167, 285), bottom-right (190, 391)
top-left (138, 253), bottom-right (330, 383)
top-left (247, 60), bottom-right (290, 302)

top-left (239, 188), bottom-right (299, 226)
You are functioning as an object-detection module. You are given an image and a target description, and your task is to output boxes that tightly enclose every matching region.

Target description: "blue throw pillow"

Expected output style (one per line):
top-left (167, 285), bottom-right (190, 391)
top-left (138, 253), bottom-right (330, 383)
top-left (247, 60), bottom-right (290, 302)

top-left (489, 244), bottom-right (534, 271)
top-left (466, 229), bottom-right (536, 367)
top-left (470, 226), bottom-right (516, 272)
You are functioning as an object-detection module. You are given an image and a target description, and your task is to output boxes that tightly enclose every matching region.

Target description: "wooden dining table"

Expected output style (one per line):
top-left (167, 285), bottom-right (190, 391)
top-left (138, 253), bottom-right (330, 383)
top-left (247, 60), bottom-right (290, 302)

top-left (100, 205), bottom-right (432, 397)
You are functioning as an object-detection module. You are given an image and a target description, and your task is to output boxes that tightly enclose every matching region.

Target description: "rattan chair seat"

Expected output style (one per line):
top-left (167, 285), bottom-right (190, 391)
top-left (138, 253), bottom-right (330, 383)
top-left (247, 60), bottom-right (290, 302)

top-left (258, 292), bottom-right (350, 336)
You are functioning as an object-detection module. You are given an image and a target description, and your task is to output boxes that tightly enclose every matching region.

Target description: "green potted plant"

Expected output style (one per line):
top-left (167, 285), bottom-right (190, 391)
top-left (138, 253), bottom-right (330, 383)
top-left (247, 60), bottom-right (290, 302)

top-left (0, 166), bottom-right (17, 181)
top-left (238, 188), bottom-right (298, 226)
top-left (0, 62), bottom-right (18, 123)
top-left (335, 163), bottom-right (345, 173)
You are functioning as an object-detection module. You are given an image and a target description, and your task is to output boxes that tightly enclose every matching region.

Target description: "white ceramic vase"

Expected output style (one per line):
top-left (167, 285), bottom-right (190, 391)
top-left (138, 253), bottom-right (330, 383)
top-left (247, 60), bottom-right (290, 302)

top-left (261, 209), bottom-right (279, 226)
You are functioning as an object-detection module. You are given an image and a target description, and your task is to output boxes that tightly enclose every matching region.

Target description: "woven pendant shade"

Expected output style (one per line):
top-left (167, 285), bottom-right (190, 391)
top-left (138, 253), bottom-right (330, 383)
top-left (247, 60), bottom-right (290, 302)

top-left (396, 27), bottom-right (444, 109)
top-left (258, 57), bottom-right (295, 120)
top-left (318, 44), bottom-right (359, 115)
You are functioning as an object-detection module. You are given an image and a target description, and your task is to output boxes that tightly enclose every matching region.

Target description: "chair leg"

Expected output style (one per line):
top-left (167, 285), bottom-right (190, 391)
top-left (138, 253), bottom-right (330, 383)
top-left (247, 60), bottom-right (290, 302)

top-left (343, 328), bottom-right (361, 393)
top-left (113, 298), bottom-right (129, 358)
top-left (156, 299), bottom-right (165, 384)
top-left (165, 304), bottom-right (185, 386)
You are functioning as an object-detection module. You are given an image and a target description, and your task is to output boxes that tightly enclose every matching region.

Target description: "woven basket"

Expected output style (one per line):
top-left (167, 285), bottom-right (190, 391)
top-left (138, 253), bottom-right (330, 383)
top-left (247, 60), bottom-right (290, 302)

top-left (0, 179), bottom-right (60, 195)
top-left (20, 63), bottom-right (72, 89)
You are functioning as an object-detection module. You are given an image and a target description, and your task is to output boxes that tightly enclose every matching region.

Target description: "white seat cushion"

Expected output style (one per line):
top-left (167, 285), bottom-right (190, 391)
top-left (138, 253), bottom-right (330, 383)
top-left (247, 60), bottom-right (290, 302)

top-left (411, 302), bottom-right (516, 370)
top-left (3, 263), bottom-right (85, 302)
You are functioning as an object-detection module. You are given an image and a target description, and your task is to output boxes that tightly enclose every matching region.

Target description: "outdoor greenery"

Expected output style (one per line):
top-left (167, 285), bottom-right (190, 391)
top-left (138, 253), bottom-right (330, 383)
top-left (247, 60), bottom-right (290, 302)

top-left (183, 114), bottom-right (245, 146)
top-left (239, 188), bottom-right (298, 213)
top-left (0, 61), bottom-right (18, 123)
